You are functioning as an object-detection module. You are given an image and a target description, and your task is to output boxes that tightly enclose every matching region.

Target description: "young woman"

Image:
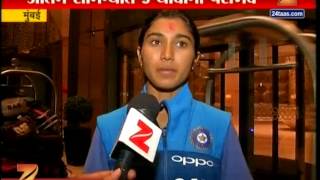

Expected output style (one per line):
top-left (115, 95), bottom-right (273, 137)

top-left (84, 10), bottom-right (252, 180)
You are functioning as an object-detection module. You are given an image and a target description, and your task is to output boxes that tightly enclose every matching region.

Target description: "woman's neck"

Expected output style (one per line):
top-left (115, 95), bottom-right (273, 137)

top-left (146, 83), bottom-right (177, 102)
top-left (146, 82), bottom-right (178, 129)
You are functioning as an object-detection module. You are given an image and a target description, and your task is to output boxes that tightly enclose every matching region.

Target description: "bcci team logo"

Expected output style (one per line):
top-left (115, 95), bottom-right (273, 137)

top-left (191, 127), bottom-right (212, 150)
top-left (277, 0), bottom-right (297, 6)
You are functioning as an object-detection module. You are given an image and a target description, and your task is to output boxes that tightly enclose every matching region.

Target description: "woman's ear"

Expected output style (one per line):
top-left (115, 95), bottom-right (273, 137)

top-left (137, 46), bottom-right (143, 68)
top-left (192, 51), bottom-right (201, 70)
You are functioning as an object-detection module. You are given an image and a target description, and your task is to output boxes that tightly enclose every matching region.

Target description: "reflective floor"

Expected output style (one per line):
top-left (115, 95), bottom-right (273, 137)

top-left (253, 121), bottom-right (315, 164)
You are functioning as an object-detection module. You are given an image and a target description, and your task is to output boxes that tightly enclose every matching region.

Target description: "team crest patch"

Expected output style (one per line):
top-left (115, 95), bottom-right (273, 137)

top-left (191, 127), bottom-right (212, 150)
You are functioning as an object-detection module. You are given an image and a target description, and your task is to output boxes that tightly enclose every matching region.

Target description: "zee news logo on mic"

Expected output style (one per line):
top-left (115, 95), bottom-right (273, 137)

top-left (117, 108), bottom-right (162, 162)
top-left (129, 119), bottom-right (153, 154)
top-left (110, 94), bottom-right (161, 179)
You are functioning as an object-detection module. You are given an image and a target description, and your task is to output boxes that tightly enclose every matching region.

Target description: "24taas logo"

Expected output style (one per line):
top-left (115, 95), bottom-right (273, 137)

top-left (129, 119), bottom-right (153, 153)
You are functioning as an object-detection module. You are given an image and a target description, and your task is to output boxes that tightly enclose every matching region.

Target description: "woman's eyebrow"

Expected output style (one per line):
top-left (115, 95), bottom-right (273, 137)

top-left (145, 32), bottom-right (163, 39)
top-left (176, 34), bottom-right (193, 42)
top-left (146, 32), bottom-right (193, 41)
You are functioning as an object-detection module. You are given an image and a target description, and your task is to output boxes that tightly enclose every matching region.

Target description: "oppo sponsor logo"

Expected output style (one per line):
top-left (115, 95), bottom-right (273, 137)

top-left (171, 155), bottom-right (214, 167)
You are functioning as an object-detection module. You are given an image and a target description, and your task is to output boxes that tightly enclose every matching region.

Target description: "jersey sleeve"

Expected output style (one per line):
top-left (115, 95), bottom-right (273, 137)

top-left (84, 128), bottom-right (110, 173)
top-left (221, 125), bottom-right (253, 180)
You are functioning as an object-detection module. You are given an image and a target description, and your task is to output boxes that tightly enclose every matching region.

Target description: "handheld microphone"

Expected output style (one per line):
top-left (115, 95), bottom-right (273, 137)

top-left (111, 94), bottom-right (161, 180)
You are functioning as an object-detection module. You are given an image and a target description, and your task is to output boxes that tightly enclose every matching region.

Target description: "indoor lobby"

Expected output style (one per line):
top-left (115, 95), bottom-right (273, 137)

top-left (1, 10), bottom-right (317, 180)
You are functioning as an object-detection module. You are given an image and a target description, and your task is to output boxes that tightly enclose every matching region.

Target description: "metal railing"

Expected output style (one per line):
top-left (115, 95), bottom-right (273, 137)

top-left (198, 15), bottom-right (316, 98)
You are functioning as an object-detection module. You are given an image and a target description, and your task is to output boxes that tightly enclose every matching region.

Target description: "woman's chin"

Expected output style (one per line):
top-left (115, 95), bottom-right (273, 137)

top-left (153, 82), bottom-right (184, 92)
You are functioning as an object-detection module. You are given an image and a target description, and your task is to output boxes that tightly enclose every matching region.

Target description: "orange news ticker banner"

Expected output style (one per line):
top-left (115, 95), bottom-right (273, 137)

top-left (1, 0), bottom-right (316, 9)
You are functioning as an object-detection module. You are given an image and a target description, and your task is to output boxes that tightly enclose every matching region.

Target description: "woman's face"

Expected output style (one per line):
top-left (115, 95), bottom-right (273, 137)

top-left (138, 17), bottom-right (199, 92)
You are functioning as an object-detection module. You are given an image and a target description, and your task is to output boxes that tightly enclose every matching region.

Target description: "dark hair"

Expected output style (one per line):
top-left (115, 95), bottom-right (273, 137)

top-left (138, 10), bottom-right (200, 55)
top-left (64, 96), bottom-right (93, 126)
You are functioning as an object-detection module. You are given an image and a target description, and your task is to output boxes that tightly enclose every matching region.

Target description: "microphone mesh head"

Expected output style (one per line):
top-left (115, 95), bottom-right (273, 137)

top-left (127, 94), bottom-right (160, 123)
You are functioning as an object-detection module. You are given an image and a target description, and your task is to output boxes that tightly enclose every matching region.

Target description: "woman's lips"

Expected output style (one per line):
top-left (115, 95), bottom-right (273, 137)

top-left (157, 68), bottom-right (177, 76)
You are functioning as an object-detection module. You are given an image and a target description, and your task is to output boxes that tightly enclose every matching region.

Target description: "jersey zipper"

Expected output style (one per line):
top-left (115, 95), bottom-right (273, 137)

top-left (162, 127), bottom-right (168, 180)
top-left (161, 101), bottom-right (171, 180)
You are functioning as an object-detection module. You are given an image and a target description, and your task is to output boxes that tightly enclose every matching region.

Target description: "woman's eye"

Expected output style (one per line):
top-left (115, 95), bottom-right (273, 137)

top-left (151, 40), bottom-right (160, 45)
top-left (176, 41), bottom-right (187, 48)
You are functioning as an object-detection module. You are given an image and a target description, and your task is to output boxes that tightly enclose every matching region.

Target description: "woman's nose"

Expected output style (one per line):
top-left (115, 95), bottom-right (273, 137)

top-left (160, 43), bottom-right (173, 61)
